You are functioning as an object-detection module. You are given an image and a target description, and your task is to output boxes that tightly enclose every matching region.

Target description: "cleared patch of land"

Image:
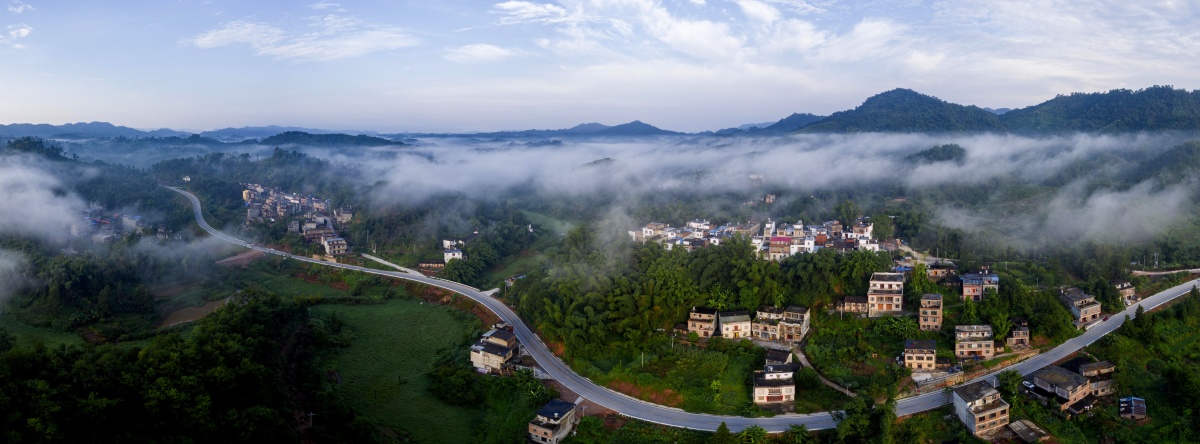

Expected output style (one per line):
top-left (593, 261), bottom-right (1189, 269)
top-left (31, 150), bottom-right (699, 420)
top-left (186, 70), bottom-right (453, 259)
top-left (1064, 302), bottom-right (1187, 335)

top-left (158, 298), bottom-right (228, 327)
top-left (311, 299), bottom-right (481, 444)
top-left (0, 313), bottom-right (85, 348)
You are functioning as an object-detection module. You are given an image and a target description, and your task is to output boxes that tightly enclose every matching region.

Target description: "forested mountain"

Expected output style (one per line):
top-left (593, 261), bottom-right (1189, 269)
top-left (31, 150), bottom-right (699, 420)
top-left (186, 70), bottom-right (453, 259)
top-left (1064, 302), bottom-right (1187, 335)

top-left (798, 89), bottom-right (1006, 133)
top-left (200, 125), bottom-right (369, 141)
top-left (1000, 86), bottom-right (1200, 133)
top-left (0, 121), bottom-right (188, 138)
top-left (255, 131), bottom-right (405, 147)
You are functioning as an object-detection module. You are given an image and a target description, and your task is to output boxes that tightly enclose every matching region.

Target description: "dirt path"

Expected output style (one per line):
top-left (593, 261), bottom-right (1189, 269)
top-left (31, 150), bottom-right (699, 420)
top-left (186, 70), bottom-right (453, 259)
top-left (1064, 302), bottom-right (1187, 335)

top-left (791, 344), bottom-right (858, 398)
top-left (217, 249), bottom-right (265, 267)
top-left (158, 298), bottom-right (228, 327)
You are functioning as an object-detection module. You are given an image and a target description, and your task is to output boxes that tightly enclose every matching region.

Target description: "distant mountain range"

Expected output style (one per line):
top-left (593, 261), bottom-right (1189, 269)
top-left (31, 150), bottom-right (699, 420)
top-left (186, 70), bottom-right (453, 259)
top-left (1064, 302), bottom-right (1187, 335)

top-left (2, 86), bottom-right (1199, 141)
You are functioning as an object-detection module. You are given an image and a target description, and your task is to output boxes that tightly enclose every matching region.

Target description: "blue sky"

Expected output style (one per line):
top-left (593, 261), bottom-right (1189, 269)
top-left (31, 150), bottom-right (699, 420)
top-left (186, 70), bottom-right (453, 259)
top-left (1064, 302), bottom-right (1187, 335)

top-left (0, 0), bottom-right (1197, 132)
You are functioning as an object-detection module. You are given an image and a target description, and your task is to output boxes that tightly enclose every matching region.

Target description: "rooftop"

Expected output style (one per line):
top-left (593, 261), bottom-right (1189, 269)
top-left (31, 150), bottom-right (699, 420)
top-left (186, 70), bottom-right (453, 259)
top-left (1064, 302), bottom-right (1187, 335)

top-left (921, 293), bottom-right (943, 301)
top-left (1033, 365), bottom-right (1088, 391)
top-left (904, 339), bottom-right (937, 351)
top-left (719, 311), bottom-right (751, 323)
top-left (954, 380), bottom-right (1000, 404)
top-left (1079, 360), bottom-right (1115, 374)
top-left (691, 306), bottom-right (718, 315)
top-left (753, 372), bottom-right (796, 387)
top-left (534, 399), bottom-right (576, 420)
top-left (871, 272), bottom-right (905, 282)
top-left (1008, 419), bottom-right (1051, 443)
top-left (783, 305), bottom-right (809, 315)
top-left (763, 364), bottom-right (798, 374)
top-left (844, 295), bottom-right (868, 304)
top-left (484, 329), bottom-right (516, 342)
top-left (956, 325), bottom-right (993, 333)
top-left (1060, 287), bottom-right (1095, 303)
top-left (765, 349), bottom-right (791, 363)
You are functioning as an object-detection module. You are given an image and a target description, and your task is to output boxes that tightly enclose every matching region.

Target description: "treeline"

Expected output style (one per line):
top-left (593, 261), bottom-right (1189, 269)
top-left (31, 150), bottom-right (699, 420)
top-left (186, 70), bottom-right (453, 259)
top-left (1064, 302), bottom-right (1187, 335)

top-left (0, 288), bottom-right (380, 443)
top-left (444, 219), bottom-right (535, 286)
top-left (2, 233), bottom-right (221, 337)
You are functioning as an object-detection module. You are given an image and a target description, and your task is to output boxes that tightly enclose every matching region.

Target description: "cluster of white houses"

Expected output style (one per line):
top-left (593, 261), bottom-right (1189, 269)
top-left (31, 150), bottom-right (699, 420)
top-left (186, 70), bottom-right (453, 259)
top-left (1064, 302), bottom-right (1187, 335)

top-left (628, 217), bottom-right (882, 260)
top-left (685, 306), bottom-right (811, 342)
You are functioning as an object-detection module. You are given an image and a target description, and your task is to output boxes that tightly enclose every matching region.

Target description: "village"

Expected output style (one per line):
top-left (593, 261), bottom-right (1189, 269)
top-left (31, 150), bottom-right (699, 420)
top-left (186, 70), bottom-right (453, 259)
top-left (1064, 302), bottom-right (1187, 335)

top-left (617, 217), bottom-right (1150, 441)
top-left (241, 183), bottom-right (354, 261)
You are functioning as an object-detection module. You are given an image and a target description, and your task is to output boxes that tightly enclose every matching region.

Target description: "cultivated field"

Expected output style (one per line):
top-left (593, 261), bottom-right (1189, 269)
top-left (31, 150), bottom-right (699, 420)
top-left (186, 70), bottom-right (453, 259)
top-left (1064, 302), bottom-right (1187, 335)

top-left (312, 299), bottom-right (481, 444)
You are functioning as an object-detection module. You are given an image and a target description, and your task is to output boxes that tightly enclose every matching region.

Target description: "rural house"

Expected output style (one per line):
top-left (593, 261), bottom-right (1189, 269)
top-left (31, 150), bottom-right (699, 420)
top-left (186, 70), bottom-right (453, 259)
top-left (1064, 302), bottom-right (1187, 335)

top-left (952, 380), bottom-right (1011, 438)
top-left (527, 399), bottom-right (578, 444)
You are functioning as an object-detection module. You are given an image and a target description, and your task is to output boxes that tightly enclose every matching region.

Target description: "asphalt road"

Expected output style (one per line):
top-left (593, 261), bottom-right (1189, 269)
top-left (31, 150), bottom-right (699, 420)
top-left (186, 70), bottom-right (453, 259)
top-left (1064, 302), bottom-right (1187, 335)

top-left (169, 186), bottom-right (1200, 432)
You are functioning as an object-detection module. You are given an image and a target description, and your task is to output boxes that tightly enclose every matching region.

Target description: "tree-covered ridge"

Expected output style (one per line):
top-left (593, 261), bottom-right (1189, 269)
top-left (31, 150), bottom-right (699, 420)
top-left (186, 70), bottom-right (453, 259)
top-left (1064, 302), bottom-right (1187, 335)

top-left (904, 144), bottom-right (966, 165)
top-left (1001, 85), bottom-right (1200, 133)
top-left (799, 89), bottom-right (1006, 133)
top-left (256, 131), bottom-right (406, 147)
top-left (0, 289), bottom-right (379, 443)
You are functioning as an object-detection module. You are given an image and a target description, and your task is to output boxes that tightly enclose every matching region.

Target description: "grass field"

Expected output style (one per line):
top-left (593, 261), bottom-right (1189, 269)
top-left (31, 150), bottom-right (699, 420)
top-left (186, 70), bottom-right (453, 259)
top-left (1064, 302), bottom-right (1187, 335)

top-left (312, 300), bottom-right (482, 444)
top-left (0, 312), bottom-right (85, 348)
top-left (523, 210), bottom-right (575, 236)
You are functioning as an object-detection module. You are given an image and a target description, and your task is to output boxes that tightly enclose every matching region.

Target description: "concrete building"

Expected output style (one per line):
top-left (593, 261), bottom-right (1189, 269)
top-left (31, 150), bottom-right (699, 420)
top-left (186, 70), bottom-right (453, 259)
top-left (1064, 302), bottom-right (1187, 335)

top-left (752, 364), bottom-right (797, 405)
top-left (962, 269), bottom-right (1000, 302)
top-left (919, 294), bottom-right (943, 331)
top-left (1030, 365), bottom-right (1092, 415)
top-left (527, 399), bottom-right (577, 444)
top-left (903, 339), bottom-right (937, 371)
top-left (868, 272), bottom-right (905, 317)
top-left (687, 307), bottom-right (718, 338)
top-left (952, 380), bottom-right (1011, 438)
top-left (719, 311), bottom-right (752, 339)
top-left (1060, 287), bottom-right (1102, 329)
top-left (955, 325), bottom-right (995, 359)
top-left (444, 248), bottom-right (464, 263)
top-left (469, 329), bottom-right (518, 373)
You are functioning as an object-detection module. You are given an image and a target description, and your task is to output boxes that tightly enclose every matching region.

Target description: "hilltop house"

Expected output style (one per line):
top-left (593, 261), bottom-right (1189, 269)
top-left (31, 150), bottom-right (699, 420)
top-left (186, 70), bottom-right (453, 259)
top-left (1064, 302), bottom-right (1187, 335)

top-left (962, 269), bottom-right (999, 302)
top-left (719, 311), bottom-right (752, 339)
top-left (952, 380), bottom-right (1011, 438)
top-left (752, 364), bottom-right (797, 405)
top-left (868, 272), bottom-right (905, 317)
top-left (1029, 365), bottom-right (1092, 415)
top-left (919, 294), bottom-right (943, 331)
top-left (1007, 326), bottom-right (1031, 348)
top-left (527, 399), bottom-right (577, 444)
top-left (839, 296), bottom-right (869, 315)
top-left (321, 237), bottom-right (348, 256)
top-left (752, 305), bottom-right (811, 343)
top-left (1060, 287), bottom-right (1102, 329)
top-left (1113, 279), bottom-right (1138, 304)
top-left (469, 329), bottom-right (519, 374)
top-left (687, 307), bottom-right (718, 338)
top-left (903, 339), bottom-right (937, 371)
top-left (927, 261), bottom-right (956, 280)
top-left (444, 248), bottom-right (464, 263)
top-left (955, 325), bottom-right (996, 359)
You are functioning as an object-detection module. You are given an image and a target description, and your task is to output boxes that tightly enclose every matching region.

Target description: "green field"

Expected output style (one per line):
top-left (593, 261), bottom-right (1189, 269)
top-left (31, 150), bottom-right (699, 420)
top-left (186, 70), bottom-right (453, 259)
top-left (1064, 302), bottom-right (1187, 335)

top-left (0, 312), bottom-right (85, 348)
top-left (312, 299), bottom-right (482, 444)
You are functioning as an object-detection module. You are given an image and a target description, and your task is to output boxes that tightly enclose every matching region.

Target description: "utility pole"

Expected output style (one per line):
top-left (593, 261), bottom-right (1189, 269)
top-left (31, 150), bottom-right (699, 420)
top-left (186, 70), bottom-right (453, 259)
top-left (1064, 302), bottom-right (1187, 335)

top-left (307, 412), bottom-right (316, 428)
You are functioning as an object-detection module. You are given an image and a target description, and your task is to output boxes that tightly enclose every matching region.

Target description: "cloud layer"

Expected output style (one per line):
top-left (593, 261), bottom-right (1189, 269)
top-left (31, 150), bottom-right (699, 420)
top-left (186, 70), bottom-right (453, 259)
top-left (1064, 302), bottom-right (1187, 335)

top-left (0, 155), bottom-right (84, 240)
top-left (188, 14), bottom-right (419, 61)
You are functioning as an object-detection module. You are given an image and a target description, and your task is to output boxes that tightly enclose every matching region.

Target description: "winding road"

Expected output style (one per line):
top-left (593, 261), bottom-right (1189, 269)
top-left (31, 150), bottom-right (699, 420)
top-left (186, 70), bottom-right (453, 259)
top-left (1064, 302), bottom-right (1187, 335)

top-left (169, 186), bottom-right (1200, 432)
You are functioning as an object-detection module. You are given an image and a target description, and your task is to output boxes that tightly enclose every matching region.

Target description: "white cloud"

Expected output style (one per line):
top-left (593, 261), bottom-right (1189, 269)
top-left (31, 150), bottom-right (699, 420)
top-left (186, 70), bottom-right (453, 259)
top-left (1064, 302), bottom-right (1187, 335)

top-left (688, 0), bottom-right (706, 4)
top-left (309, 2), bottom-right (342, 10)
top-left (0, 156), bottom-right (84, 239)
top-left (736, 0), bottom-right (782, 26)
top-left (1, 23), bottom-right (30, 48)
top-left (492, 1), bottom-right (572, 25)
top-left (445, 43), bottom-right (514, 63)
top-left (187, 15), bottom-right (418, 61)
top-left (7, 0), bottom-right (32, 14)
